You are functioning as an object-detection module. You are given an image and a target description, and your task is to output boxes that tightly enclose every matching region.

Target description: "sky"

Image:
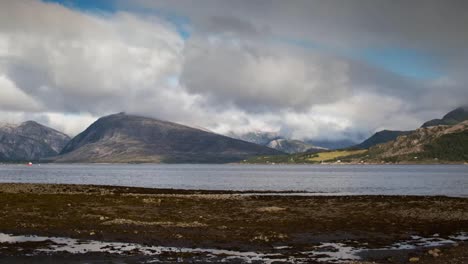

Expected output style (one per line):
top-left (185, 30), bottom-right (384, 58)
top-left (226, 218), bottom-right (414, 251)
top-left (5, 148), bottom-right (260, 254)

top-left (0, 0), bottom-right (467, 143)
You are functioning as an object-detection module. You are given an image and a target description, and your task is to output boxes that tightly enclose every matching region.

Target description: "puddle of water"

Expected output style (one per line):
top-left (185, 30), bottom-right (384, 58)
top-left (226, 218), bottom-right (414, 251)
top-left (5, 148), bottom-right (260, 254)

top-left (389, 232), bottom-right (468, 250)
top-left (0, 233), bottom-right (282, 263)
top-left (305, 243), bottom-right (361, 262)
top-left (0, 232), bottom-right (466, 263)
top-left (449, 233), bottom-right (468, 241)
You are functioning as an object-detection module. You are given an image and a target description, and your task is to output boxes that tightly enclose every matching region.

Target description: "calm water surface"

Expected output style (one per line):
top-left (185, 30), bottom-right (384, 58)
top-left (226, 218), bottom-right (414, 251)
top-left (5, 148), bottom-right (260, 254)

top-left (0, 164), bottom-right (467, 196)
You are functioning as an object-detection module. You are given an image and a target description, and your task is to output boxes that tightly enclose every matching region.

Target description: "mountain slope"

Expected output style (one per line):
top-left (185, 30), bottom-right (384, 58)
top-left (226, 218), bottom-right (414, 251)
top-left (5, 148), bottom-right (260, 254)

top-left (368, 121), bottom-right (468, 162)
top-left (355, 130), bottom-right (412, 149)
top-left (228, 131), bottom-right (282, 146)
top-left (229, 131), bottom-right (329, 153)
top-left (0, 121), bottom-right (70, 161)
top-left (57, 113), bottom-right (282, 163)
top-left (422, 107), bottom-right (468, 127)
top-left (305, 139), bottom-right (357, 150)
top-left (266, 139), bottom-right (326, 154)
top-left (354, 107), bottom-right (468, 150)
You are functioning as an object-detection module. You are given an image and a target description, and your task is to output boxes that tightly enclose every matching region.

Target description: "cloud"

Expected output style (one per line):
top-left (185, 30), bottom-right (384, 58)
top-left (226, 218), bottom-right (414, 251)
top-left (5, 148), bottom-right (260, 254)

top-left (0, 0), bottom-right (467, 142)
top-left (181, 38), bottom-right (352, 111)
top-left (0, 0), bottom-right (183, 112)
top-left (0, 0), bottom-right (188, 134)
top-left (0, 75), bottom-right (42, 111)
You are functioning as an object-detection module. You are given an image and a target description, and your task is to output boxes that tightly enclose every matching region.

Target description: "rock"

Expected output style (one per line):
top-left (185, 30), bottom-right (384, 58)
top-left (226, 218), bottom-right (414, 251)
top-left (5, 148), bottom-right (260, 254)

top-left (409, 257), bottom-right (420, 262)
top-left (256, 206), bottom-right (286, 212)
top-left (428, 248), bottom-right (441, 257)
top-left (99, 216), bottom-right (105, 221)
top-left (89, 231), bottom-right (95, 235)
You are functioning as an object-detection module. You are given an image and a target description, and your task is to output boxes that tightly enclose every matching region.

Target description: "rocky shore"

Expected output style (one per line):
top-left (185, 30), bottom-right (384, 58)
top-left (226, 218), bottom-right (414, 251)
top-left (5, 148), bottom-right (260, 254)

top-left (0, 183), bottom-right (467, 263)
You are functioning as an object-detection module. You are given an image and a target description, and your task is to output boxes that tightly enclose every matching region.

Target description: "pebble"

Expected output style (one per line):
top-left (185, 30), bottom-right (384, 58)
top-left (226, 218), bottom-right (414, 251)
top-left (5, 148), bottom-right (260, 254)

top-left (409, 257), bottom-right (420, 262)
top-left (428, 248), bottom-right (442, 258)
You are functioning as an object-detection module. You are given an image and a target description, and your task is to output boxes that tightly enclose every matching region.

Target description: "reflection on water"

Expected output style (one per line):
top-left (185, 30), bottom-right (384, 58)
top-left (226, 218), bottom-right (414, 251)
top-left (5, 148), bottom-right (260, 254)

top-left (0, 164), bottom-right (467, 196)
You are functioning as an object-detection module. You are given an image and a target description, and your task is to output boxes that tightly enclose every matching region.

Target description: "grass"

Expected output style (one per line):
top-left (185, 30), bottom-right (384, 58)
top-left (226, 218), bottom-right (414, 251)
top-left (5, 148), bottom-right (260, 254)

top-left (421, 131), bottom-right (468, 161)
top-left (243, 149), bottom-right (368, 164)
top-left (306, 149), bottom-right (368, 162)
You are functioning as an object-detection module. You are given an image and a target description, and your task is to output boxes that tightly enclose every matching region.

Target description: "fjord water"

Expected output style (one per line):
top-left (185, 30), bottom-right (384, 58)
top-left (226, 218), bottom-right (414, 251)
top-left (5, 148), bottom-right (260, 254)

top-left (0, 164), bottom-right (467, 197)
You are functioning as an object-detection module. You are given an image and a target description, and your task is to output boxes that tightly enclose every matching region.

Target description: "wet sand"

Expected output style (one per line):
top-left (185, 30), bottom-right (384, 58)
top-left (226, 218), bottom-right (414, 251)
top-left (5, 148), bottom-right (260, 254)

top-left (0, 183), bottom-right (467, 263)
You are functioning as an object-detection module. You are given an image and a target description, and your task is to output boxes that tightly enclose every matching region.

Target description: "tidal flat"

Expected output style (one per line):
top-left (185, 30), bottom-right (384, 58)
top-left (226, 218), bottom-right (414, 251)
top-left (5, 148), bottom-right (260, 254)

top-left (0, 183), bottom-right (467, 263)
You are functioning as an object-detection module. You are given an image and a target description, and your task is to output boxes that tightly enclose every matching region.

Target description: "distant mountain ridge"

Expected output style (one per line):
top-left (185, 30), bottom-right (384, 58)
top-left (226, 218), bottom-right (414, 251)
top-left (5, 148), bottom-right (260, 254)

top-left (2, 106), bottom-right (467, 163)
top-left (266, 139), bottom-right (327, 154)
top-left (56, 113), bottom-right (282, 163)
top-left (368, 120), bottom-right (468, 162)
top-left (307, 139), bottom-right (357, 150)
top-left (0, 121), bottom-right (70, 161)
top-left (421, 107), bottom-right (468, 127)
top-left (355, 130), bottom-right (412, 149)
top-left (229, 131), bottom-right (328, 153)
top-left (228, 131), bottom-right (282, 146)
top-left (355, 107), bottom-right (468, 149)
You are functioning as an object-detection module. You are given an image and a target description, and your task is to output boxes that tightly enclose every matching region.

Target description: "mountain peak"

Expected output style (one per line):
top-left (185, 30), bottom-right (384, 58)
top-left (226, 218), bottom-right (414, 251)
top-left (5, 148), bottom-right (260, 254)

top-left (57, 113), bottom-right (281, 163)
top-left (355, 130), bottom-right (412, 149)
top-left (0, 121), bottom-right (70, 161)
top-left (422, 107), bottom-right (468, 127)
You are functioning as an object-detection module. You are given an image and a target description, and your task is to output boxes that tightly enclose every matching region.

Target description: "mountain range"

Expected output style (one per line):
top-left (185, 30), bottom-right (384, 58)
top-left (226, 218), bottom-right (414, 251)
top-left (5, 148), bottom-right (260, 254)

top-left (354, 107), bottom-right (468, 149)
top-left (354, 130), bottom-right (412, 149)
top-left (229, 131), bottom-right (328, 153)
top-left (245, 120), bottom-right (468, 164)
top-left (1, 107), bottom-right (467, 163)
top-left (421, 107), bottom-right (468, 127)
top-left (55, 113), bottom-right (281, 163)
top-left (0, 121), bottom-right (70, 161)
top-left (266, 139), bottom-right (327, 154)
top-left (367, 120), bottom-right (468, 162)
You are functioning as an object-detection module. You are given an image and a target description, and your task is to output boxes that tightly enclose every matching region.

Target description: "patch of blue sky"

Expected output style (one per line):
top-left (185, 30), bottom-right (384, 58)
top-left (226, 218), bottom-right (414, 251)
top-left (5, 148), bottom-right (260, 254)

top-left (356, 48), bottom-right (442, 79)
top-left (157, 12), bottom-right (191, 40)
top-left (114, 4), bottom-right (192, 39)
top-left (167, 76), bottom-right (180, 87)
top-left (42, 0), bottom-right (191, 39)
top-left (278, 36), bottom-right (442, 80)
top-left (42, 0), bottom-right (116, 13)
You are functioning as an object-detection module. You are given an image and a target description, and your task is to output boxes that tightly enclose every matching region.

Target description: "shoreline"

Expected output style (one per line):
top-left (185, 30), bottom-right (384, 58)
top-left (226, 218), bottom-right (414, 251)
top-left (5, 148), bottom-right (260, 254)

top-left (1, 183), bottom-right (467, 263)
top-left (1, 161), bottom-right (468, 165)
top-left (0, 182), bottom-right (466, 198)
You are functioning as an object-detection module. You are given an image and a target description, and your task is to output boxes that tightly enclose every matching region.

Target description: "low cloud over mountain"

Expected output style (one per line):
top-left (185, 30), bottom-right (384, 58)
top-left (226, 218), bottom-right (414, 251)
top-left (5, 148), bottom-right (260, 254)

top-left (1, 0), bottom-right (467, 143)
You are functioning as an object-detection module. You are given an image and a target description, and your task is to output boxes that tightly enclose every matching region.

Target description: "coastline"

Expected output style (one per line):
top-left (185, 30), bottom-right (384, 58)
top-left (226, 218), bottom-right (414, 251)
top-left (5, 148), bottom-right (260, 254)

top-left (1, 183), bottom-right (467, 263)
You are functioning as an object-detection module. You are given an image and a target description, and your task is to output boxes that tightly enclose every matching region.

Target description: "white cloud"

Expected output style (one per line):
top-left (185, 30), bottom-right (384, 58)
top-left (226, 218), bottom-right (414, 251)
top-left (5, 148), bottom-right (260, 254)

top-left (0, 0), bottom-right (466, 143)
top-left (181, 38), bottom-right (352, 110)
top-left (0, 75), bottom-right (42, 111)
top-left (42, 112), bottom-right (98, 136)
top-left (0, 0), bottom-right (184, 114)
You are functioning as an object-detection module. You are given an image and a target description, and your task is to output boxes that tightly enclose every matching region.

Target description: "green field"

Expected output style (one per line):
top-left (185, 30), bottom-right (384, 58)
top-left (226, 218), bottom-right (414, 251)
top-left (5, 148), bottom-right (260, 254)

top-left (305, 149), bottom-right (367, 162)
top-left (244, 149), bottom-right (368, 164)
